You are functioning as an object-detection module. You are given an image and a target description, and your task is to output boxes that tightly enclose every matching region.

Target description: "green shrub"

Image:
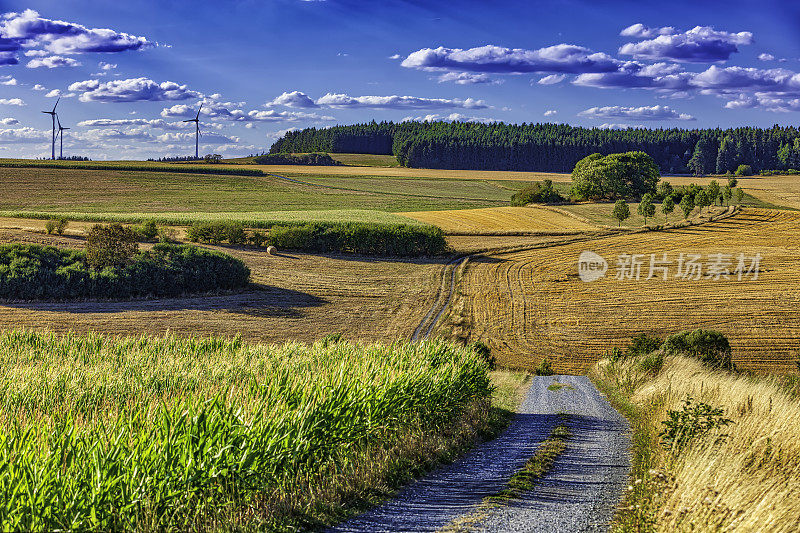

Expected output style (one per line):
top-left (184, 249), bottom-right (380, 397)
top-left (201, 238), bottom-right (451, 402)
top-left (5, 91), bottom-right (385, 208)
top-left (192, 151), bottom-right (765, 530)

top-left (468, 340), bottom-right (495, 370)
top-left (55, 218), bottom-right (68, 235)
top-left (186, 222), bottom-right (229, 245)
top-left (661, 329), bottom-right (734, 370)
top-left (157, 227), bottom-right (178, 243)
top-left (86, 223), bottom-right (139, 269)
top-left (628, 333), bottom-right (662, 357)
top-left (609, 346), bottom-right (625, 363)
top-left (225, 222), bottom-right (247, 245)
top-left (136, 220), bottom-right (159, 241)
top-left (735, 164), bottom-right (753, 176)
top-left (637, 351), bottom-right (665, 373)
top-left (249, 230), bottom-right (267, 247)
top-left (267, 222), bottom-right (448, 256)
top-left (659, 396), bottom-right (733, 452)
top-left (510, 179), bottom-right (564, 205)
top-left (252, 153), bottom-right (343, 166)
top-left (45, 219), bottom-right (57, 235)
top-left (535, 357), bottom-right (554, 376)
top-left (0, 243), bottom-right (250, 300)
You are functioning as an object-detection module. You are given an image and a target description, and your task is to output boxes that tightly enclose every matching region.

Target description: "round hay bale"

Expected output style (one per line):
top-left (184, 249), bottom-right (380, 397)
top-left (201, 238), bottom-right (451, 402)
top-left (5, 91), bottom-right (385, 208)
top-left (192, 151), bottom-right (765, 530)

top-left (266, 245), bottom-right (277, 256)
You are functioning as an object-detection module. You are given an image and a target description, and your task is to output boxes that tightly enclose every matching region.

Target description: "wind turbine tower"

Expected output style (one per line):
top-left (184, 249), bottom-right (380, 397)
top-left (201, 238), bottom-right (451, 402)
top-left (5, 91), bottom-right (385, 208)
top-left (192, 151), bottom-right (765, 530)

top-left (183, 103), bottom-right (202, 159)
top-left (41, 98), bottom-right (60, 160)
top-left (57, 116), bottom-right (70, 160)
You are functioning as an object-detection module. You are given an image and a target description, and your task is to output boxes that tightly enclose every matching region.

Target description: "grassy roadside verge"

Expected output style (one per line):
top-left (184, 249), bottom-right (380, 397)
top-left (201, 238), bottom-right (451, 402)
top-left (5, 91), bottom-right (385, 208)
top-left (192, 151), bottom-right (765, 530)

top-left (590, 354), bottom-right (800, 532)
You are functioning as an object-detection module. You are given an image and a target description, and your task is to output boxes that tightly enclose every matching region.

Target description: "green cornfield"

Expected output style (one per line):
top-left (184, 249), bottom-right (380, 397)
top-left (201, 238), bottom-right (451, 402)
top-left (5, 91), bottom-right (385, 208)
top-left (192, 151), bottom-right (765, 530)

top-left (0, 330), bottom-right (492, 531)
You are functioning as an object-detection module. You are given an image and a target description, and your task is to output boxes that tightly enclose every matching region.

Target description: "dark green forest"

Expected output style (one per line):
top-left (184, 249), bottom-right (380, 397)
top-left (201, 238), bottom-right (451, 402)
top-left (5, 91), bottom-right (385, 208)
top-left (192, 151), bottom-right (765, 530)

top-left (269, 121), bottom-right (800, 174)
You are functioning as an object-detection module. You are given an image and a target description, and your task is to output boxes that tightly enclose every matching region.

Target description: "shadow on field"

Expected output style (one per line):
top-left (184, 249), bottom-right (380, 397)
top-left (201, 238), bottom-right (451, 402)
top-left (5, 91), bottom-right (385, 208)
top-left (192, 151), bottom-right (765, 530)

top-left (0, 286), bottom-right (327, 316)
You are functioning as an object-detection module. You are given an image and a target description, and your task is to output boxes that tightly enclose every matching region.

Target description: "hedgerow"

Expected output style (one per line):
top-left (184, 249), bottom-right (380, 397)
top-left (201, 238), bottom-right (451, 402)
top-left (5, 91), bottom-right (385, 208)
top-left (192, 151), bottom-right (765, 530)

top-left (186, 221), bottom-right (449, 256)
top-left (0, 243), bottom-right (250, 300)
top-left (251, 153), bottom-right (342, 166)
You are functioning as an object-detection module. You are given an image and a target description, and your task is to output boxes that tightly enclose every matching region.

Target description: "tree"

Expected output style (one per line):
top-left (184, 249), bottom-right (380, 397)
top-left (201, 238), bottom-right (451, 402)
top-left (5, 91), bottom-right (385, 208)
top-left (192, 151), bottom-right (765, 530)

top-left (638, 193), bottom-right (656, 225)
top-left (734, 187), bottom-right (745, 205)
top-left (722, 185), bottom-right (732, 206)
top-left (86, 223), bottom-right (139, 269)
top-left (706, 180), bottom-right (721, 206)
top-left (735, 164), bottom-right (753, 176)
top-left (656, 181), bottom-right (673, 201)
top-left (680, 193), bottom-right (695, 219)
top-left (571, 151), bottom-right (660, 200)
top-left (612, 199), bottom-right (630, 227)
top-left (716, 135), bottom-right (736, 174)
top-left (662, 196), bottom-right (675, 223)
top-left (695, 190), bottom-right (710, 213)
top-left (727, 177), bottom-right (738, 189)
top-left (688, 136), bottom-right (717, 176)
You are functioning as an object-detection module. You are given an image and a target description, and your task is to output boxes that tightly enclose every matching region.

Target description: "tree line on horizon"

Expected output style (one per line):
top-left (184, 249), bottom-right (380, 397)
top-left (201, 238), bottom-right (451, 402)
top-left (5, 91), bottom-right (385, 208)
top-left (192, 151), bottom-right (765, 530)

top-left (269, 121), bottom-right (800, 174)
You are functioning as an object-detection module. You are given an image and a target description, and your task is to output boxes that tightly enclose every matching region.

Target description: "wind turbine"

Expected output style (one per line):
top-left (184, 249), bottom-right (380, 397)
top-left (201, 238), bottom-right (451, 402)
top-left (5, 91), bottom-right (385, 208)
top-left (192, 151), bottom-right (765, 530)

top-left (183, 103), bottom-right (202, 159)
top-left (41, 97), bottom-right (60, 160)
top-left (56, 116), bottom-right (70, 160)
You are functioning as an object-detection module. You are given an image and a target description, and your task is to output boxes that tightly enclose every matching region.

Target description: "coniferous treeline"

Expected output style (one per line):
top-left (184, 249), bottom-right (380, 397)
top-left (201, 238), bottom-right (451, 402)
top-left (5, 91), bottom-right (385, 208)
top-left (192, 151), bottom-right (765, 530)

top-left (269, 121), bottom-right (800, 174)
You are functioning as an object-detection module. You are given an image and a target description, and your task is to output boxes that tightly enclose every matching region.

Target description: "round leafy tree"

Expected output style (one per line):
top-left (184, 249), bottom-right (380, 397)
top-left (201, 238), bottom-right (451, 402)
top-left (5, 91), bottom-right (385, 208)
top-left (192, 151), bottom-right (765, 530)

top-left (571, 151), bottom-right (660, 200)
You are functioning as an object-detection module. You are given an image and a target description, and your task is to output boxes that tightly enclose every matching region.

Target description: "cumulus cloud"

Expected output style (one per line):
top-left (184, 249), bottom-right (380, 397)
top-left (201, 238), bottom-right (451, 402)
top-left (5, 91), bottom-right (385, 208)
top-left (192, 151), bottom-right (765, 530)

top-left (0, 98), bottom-right (24, 106)
top-left (0, 75), bottom-right (15, 85)
top-left (578, 105), bottom-right (695, 121)
top-left (68, 77), bottom-right (200, 103)
top-left (316, 92), bottom-right (488, 109)
top-left (99, 61), bottom-right (116, 70)
top-left (0, 126), bottom-right (48, 142)
top-left (401, 44), bottom-right (619, 74)
top-left (401, 112), bottom-right (498, 124)
top-left (538, 74), bottom-right (566, 85)
top-left (619, 25), bottom-right (753, 63)
top-left (574, 61), bottom-right (693, 91)
top-left (161, 98), bottom-right (334, 123)
top-left (0, 9), bottom-right (151, 58)
top-left (0, 117), bottom-right (18, 125)
top-left (26, 55), bottom-right (80, 68)
top-left (435, 72), bottom-right (499, 85)
top-left (265, 90), bottom-right (318, 108)
top-left (32, 83), bottom-right (46, 90)
top-left (77, 118), bottom-right (191, 130)
top-left (156, 131), bottom-right (239, 144)
top-left (544, 109), bottom-right (557, 116)
top-left (244, 109), bottom-right (335, 122)
top-left (620, 23), bottom-right (675, 39)
top-left (0, 51), bottom-right (18, 65)
top-left (690, 65), bottom-right (800, 93)
top-left (597, 123), bottom-right (640, 130)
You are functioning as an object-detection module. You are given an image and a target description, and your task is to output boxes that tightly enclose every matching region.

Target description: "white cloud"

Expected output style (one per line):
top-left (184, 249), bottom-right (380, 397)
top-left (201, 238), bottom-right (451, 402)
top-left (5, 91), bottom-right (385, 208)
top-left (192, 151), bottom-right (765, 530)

top-left (99, 61), bottom-right (117, 70)
top-left (544, 109), bottom-right (557, 117)
top-left (435, 72), bottom-right (500, 85)
top-left (26, 55), bottom-right (81, 68)
top-left (0, 75), bottom-right (17, 86)
top-left (68, 77), bottom-right (200, 103)
top-left (619, 25), bottom-right (753, 63)
top-left (77, 118), bottom-right (190, 130)
top-left (32, 84), bottom-right (46, 91)
top-left (316, 92), bottom-right (488, 109)
top-left (0, 118), bottom-right (19, 125)
top-left (0, 127), bottom-right (48, 142)
top-left (578, 104), bottom-right (695, 120)
top-left (538, 74), bottom-right (566, 85)
top-left (401, 44), bottom-right (620, 74)
top-left (265, 90), bottom-right (318, 108)
top-left (0, 98), bottom-right (25, 106)
top-left (401, 112), bottom-right (498, 124)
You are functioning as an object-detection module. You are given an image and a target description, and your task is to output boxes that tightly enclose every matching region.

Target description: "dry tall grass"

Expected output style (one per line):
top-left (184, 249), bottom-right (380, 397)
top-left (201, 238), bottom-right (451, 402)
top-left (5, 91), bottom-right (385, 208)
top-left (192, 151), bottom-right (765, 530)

top-left (594, 355), bottom-right (800, 532)
top-left (399, 206), bottom-right (598, 234)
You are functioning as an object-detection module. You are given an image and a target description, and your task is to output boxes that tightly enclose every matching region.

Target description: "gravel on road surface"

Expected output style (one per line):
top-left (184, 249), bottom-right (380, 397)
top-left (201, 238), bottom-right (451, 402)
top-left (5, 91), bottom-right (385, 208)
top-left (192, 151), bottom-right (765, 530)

top-left (329, 375), bottom-right (630, 533)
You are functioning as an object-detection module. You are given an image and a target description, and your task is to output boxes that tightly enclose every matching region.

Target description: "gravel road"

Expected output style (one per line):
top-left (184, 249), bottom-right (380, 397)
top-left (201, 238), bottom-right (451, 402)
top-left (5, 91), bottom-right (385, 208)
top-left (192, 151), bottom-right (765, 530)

top-left (330, 375), bottom-right (630, 533)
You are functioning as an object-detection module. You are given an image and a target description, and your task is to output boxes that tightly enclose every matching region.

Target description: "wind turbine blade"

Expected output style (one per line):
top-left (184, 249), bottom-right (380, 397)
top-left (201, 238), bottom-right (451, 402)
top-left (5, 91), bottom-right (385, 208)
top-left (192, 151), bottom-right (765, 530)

top-left (57, 115), bottom-right (62, 129)
top-left (182, 119), bottom-right (194, 123)
top-left (52, 97), bottom-right (60, 113)
top-left (196, 103), bottom-right (202, 119)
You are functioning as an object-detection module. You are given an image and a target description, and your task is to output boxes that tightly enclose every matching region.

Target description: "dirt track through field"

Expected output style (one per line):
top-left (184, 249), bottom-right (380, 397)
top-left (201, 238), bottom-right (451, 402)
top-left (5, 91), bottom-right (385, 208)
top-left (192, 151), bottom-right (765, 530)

top-left (330, 376), bottom-right (630, 533)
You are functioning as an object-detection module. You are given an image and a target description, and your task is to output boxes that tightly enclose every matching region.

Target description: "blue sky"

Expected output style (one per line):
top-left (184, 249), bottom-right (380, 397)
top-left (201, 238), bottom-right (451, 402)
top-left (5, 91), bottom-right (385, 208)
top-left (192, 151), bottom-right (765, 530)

top-left (1, 0), bottom-right (800, 159)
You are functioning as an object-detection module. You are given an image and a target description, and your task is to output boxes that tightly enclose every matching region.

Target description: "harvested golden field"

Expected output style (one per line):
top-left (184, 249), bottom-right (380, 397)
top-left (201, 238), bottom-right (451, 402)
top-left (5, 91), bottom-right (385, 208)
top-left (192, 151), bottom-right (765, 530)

top-left (0, 229), bottom-right (444, 344)
top-left (399, 206), bottom-right (599, 234)
top-left (447, 208), bottom-right (800, 374)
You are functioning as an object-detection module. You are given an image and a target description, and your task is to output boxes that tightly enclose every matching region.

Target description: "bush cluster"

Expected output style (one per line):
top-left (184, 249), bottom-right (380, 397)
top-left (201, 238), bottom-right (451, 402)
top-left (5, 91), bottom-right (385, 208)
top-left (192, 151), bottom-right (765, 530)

top-left (44, 218), bottom-right (69, 235)
top-left (186, 221), bottom-right (449, 256)
top-left (0, 243), bottom-right (250, 300)
top-left (735, 164), bottom-right (753, 176)
top-left (661, 329), bottom-right (734, 370)
top-left (510, 179), bottom-right (564, 205)
top-left (252, 153), bottom-right (342, 166)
